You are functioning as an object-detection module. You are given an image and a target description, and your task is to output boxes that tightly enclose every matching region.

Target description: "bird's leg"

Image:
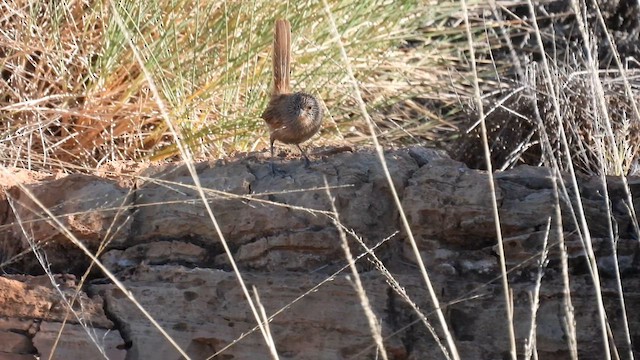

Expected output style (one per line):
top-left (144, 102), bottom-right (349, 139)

top-left (296, 144), bottom-right (311, 168)
top-left (269, 138), bottom-right (287, 176)
top-left (270, 138), bottom-right (278, 175)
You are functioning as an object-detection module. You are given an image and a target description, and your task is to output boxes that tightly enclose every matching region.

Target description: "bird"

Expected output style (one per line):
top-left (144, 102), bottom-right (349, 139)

top-left (261, 19), bottom-right (323, 174)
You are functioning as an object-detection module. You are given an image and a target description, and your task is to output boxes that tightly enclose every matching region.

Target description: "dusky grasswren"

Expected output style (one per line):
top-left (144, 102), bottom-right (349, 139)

top-left (261, 19), bottom-right (323, 172)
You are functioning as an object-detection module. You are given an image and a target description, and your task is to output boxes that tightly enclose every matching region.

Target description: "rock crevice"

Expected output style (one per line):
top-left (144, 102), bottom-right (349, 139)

top-left (0, 147), bottom-right (639, 359)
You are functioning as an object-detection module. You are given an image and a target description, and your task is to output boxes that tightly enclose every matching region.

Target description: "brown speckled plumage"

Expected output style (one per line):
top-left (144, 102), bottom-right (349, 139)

top-left (261, 19), bottom-right (323, 170)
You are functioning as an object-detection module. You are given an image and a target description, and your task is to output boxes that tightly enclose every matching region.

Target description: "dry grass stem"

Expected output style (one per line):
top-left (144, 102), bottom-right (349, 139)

top-left (323, 176), bottom-right (388, 360)
top-left (322, 1), bottom-right (461, 359)
top-left (460, 0), bottom-right (516, 357)
top-left (524, 218), bottom-right (550, 360)
top-left (341, 226), bottom-right (452, 360)
top-left (1, 167), bottom-right (191, 358)
top-left (526, 0), bottom-right (612, 357)
top-left (528, 65), bottom-right (579, 358)
top-left (1, 0), bottom-right (459, 168)
top-left (1, 0), bottom-right (638, 359)
top-left (252, 286), bottom-right (280, 360)
top-left (208, 233), bottom-right (397, 358)
top-left (8, 196), bottom-right (110, 359)
top-left (107, 0), bottom-right (278, 354)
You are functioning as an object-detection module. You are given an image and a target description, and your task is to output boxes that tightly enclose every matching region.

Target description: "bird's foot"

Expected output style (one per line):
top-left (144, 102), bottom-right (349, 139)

top-left (270, 162), bottom-right (287, 176)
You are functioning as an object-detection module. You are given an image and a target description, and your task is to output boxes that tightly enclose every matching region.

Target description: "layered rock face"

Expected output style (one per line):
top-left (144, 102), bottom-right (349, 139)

top-left (0, 147), bottom-right (639, 359)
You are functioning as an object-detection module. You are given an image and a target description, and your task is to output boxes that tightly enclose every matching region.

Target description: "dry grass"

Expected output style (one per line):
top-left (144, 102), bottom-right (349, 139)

top-left (2, 0), bottom-right (637, 175)
top-left (0, 0), bottom-right (493, 170)
top-left (453, 0), bottom-right (640, 176)
top-left (1, 0), bottom-right (640, 359)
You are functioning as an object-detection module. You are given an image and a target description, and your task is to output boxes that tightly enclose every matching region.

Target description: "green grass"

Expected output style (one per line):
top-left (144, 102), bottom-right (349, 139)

top-left (2, 1), bottom-right (640, 359)
top-left (1, 0), bottom-right (491, 169)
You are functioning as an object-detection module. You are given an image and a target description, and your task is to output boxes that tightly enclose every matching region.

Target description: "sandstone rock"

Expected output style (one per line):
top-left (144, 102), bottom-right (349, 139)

top-left (214, 228), bottom-right (342, 271)
top-left (132, 161), bottom-right (257, 246)
top-left (0, 147), bottom-right (638, 359)
top-left (102, 240), bottom-right (207, 272)
top-left (92, 265), bottom-right (401, 360)
top-left (0, 275), bottom-right (112, 328)
top-left (5, 174), bottom-right (132, 272)
top-left (0, 331), bottom-right (33, 354)
top-left (0, 318), bottom-right (33, 334)
top-left (32, 321), bottom-right (125, 360)
top-left (0, 353), bottom-right (37, 360)
top-left (0, 275), bottom-right (120, 360)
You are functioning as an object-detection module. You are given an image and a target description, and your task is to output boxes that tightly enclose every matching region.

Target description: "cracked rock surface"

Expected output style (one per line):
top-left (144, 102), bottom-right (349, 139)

top-left (1, 147), bottom-right (639, 359)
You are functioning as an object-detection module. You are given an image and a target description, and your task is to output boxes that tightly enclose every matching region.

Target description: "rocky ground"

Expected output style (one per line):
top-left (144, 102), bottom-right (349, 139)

top-left (0, 147), bottom-right (639, 359)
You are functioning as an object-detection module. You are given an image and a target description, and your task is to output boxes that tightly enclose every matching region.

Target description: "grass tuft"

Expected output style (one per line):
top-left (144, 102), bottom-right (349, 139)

top-left (1, 0), bottom-right (489, 169)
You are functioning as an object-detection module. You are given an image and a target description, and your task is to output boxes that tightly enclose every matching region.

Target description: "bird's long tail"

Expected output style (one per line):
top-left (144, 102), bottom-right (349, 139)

top-left (272, 19), bottom-right (291, 95)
